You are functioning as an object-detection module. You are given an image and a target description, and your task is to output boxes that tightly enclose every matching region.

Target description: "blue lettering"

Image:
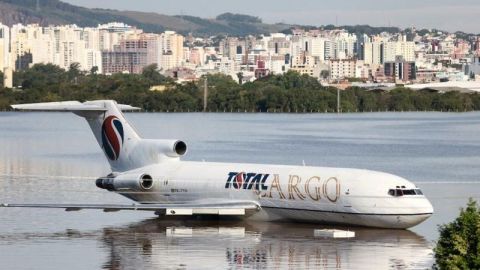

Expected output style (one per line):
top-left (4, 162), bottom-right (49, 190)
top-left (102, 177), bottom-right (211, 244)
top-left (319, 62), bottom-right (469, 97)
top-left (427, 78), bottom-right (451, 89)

top-left (225, 172), bottom-right (237, 188)
top-left (261, 174), bottom-right (269, 190)
top-left (226, 172), bottom-right (270, 190)
top-left (242, 173), bottom-right (256, 189)
top-left (248, 174), bottom-right (263, 190)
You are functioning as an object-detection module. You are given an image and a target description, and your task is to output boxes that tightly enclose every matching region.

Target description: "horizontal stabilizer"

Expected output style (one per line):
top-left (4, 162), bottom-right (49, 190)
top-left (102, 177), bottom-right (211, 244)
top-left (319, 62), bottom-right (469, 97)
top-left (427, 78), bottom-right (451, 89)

top-left (11, 101), bottom-right (140, 112)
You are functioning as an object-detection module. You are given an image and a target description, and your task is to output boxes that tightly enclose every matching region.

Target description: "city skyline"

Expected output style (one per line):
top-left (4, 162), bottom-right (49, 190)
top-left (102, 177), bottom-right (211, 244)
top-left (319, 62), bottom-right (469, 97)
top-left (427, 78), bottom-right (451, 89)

top-left (61, 0), bottom-right (480, 33)
top-left (2, 20), bottom-right (479, 88)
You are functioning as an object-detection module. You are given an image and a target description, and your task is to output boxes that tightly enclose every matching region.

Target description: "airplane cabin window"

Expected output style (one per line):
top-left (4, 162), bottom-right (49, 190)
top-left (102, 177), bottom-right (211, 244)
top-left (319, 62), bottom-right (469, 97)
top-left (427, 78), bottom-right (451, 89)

top-left (388, 189), bottom-right (395, 196)
top-left (395, 189), bottom-right (403, 196)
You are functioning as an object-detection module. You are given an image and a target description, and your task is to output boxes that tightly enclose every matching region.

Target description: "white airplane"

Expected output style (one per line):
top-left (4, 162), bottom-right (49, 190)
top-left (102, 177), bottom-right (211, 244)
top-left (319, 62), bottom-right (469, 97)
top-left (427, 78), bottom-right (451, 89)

top-left (1, 100), bottom-right (433, 229)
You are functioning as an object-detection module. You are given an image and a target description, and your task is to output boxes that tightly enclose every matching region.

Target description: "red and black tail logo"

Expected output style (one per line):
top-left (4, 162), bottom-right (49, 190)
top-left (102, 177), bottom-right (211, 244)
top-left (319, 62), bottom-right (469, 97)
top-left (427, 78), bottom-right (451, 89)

top-left (101, 116), bottom-right (124, 161)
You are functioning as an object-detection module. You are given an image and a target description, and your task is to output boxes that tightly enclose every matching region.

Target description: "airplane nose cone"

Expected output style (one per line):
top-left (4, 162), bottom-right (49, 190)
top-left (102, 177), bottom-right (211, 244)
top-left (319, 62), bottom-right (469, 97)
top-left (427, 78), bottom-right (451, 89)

top-left (422, 197), bottom-right (434, 215)
top-left (400, 198), bottom-right (434, 229)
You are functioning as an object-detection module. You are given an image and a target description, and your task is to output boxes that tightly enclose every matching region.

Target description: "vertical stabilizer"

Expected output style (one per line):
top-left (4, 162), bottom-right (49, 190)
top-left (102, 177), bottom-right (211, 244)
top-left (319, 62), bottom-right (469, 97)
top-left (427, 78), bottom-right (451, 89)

top-left (12, 100), bottom-right (143, 172)
top-left (79, 100), bottom-right (142, 172)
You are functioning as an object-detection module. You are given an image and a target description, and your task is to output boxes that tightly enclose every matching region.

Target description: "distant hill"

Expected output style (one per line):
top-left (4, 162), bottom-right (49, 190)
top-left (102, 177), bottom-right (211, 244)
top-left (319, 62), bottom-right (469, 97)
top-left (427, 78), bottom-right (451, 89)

top-left (0, 0), bottom-right (291, 35)
top-left (0, 0), bottom-right (404, 36)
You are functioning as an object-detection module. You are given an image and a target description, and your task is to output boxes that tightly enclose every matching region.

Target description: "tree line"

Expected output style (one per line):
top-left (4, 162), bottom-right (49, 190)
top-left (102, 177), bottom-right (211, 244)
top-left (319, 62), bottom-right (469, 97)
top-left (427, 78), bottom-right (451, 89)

top-left (1, 63), bottom-right (480, 112)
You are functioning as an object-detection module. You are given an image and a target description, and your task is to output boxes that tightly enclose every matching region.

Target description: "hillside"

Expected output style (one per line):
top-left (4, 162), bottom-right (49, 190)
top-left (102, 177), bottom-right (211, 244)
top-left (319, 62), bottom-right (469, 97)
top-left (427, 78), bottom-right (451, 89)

top-left (0, 0), bottom-right (291, 35)
top-left (0, 0), bottom-right (410, 36)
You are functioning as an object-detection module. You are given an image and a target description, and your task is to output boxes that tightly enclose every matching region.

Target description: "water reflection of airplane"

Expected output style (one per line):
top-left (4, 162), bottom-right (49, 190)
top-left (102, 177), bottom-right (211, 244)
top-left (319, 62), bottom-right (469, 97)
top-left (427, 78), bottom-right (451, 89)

top-left (100, 219), bottom-right (433, 270)
top-left (3, 100), bottom-right (433, 229)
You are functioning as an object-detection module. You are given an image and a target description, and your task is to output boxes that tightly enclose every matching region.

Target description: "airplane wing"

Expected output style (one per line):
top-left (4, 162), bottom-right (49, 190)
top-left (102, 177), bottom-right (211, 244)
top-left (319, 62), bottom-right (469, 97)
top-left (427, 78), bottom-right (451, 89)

top-left (0, 201), bottom-right (261, 216)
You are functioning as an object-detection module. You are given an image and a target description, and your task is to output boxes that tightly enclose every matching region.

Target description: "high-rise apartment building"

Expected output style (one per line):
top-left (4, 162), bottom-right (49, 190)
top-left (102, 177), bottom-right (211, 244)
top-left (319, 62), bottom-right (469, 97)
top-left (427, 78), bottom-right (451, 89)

top-left (0, 23), bottom-right (10, 72)
top-left (310, 37), bottom-right (327, 62)
top-left (329, 59), bottom-right (358, 80)
top-left (160, 31), bottom-right (184, 70)
top-left (383, 41), bottom-right (415, 62)
top-left (333, 32), bottom-right (357, 59)
top-left (363, 41), bottom-right (384, 65)
top-left (102, 33), bottom-right (160, 74)
top-left (364, 35), bottom-right (414, 65)
top-left (266, 34), bottom-right (291, 56)
top-left (384, 56), bottom-right (416, 82)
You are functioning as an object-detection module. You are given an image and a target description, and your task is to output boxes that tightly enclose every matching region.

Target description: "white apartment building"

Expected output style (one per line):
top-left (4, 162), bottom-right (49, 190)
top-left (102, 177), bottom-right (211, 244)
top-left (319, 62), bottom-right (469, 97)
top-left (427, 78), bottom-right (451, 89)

top-left (364, 41), bottom-right (383, 65)
top-left (213, 57), bottom-right (236, 75)
top-left (8, 24), bottom-right (105, 72)
top-left (32, 29), bottom-right (55, 65)
top-left (290, 53), bottom-right (318, 77)
top-left (85, 49), bottom-right (102, 73)
top-left (310, 37), bottom-right (327, 62)
top-left (160, 31), bottom-right (184, 70)
top-left (267, 55), bottom-right (290, 74)
top-left (290, 36), bottom-right (304, 58)
top-left (333, 32), bottom-right (357, 59)
top-left (364, 35), bottom-right (415, 65)
top-left (324, 39), bottom-right (334, 60)
top-left (329, 59), bottom-right (360, 80)
top-left (265, 33), bottom-right (291, 56)
top-left (10, 24), bottom-right (33, 70)
top-left (98, 22), bottom-right (138, 51)
top-left (0, 23), bottom-right (10, 71)
top-left (383, 41), bottom-right (415, 62)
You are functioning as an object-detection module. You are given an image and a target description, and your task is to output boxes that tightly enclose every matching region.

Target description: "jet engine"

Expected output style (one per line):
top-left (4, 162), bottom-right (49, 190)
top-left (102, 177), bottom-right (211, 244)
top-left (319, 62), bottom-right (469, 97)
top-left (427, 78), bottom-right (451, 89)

top-left (154, 139), bottom-right (188, 158)
top-left (96, 173), bottom-right (155, 192)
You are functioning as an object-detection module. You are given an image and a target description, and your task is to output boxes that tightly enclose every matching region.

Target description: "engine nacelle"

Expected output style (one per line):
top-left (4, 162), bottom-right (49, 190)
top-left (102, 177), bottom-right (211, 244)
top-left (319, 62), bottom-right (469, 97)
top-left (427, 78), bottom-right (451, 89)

top-left (136, 139), bottom-right (187, 160)
top-left (154, 139), bottom-right (188, 158)
top-left (96, 173), bottom-right (154, 191)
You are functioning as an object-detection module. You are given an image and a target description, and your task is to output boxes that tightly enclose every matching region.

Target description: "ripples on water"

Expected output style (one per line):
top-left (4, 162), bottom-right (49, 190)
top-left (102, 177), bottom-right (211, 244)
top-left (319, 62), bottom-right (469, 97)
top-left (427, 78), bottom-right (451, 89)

top-left (1, 112), bottom-right (480, 269)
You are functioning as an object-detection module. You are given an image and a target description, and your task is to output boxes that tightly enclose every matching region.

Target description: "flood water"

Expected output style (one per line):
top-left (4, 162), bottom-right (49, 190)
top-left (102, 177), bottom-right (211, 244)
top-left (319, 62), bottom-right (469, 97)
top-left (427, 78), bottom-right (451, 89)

top-left (1, 112), bottom-right (479, 269)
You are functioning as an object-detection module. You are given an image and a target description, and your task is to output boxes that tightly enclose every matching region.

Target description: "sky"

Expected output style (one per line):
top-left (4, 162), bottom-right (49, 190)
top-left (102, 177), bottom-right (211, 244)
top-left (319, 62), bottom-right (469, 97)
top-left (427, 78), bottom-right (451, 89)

top-left (62, 0), bottom-right (480, 33)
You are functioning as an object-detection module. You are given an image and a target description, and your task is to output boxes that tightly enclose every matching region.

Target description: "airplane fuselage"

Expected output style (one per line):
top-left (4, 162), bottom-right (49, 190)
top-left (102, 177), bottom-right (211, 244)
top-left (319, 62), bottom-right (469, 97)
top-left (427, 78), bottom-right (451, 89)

top-left (110, 160), bottom-right (433, 229)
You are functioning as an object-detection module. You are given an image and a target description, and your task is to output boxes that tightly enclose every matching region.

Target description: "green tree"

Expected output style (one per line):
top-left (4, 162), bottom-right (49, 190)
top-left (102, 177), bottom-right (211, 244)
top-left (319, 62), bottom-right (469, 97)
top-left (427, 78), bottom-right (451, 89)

top-left (90, 66), bottom-right (99, 75)
top-left (388, 88), bottom-right (416, 111)
top-left (68, 62), bottom-right (82, 84)
top-left (237, 72), bottom-right (244, 85)
top-left (320, 70), bottom-right (330, 80)
top-left (142, 64), bottom-right (169, 86)
top-left (435, 199), bottom-right (480, 270)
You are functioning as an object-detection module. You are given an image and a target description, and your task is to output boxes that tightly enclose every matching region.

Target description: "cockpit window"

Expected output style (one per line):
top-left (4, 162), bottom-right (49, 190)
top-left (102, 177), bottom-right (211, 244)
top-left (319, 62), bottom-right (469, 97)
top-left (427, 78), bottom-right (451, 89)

top-left (414, 189), bottom-right (423, 195)
top-left (388, 188), bottom-right (423, 197)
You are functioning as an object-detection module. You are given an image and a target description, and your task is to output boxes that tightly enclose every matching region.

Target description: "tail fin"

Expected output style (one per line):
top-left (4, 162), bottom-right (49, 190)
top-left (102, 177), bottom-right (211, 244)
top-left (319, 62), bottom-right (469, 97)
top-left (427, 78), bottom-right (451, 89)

top-left (12, 100), bottom-right (145, 172)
